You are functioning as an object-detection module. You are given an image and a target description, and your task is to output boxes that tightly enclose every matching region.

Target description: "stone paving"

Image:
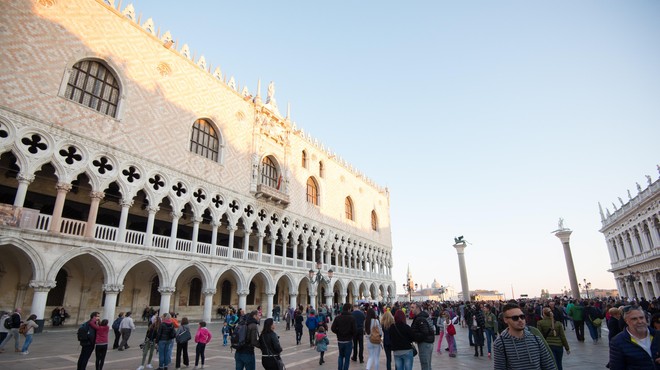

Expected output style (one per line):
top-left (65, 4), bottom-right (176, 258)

top-left (0, 319), bottom-right (609, 369)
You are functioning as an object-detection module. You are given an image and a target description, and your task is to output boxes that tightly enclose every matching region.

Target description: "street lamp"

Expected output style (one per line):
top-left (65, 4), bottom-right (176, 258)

top-left (438, 285), bottom-right (446, 301)
top-left (402, 278), bottom-right (418, 302)
top-left (309, 261), bottom-right (333, 285)
top-left (579, 279), bottom-right (592, 299)
top-left (620, 270), bottom-right (641, 298)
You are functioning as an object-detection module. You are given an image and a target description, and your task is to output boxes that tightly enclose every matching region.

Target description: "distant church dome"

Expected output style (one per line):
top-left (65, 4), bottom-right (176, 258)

top-left (431, 279), bottom-right (441, 289)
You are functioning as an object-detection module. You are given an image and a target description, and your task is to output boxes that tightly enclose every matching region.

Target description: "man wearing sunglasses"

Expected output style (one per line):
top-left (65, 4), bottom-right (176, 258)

top-left (493, 303), bottom-right (557, 370)
top-left (609, 306), bottom-right (660, 369)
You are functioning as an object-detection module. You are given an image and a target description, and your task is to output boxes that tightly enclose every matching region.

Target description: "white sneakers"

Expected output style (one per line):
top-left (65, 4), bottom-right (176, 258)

top-left (146, 366), bottom-right (153, 369)
top-left (137, 366), bottom-right (144, 370)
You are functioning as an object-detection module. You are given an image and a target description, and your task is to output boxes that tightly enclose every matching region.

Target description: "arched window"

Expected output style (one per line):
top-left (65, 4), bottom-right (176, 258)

top-left (221, 280), bottom-right (232, 306)
top-left (65, 60), bottom-right (120, 117)
top-left (302, 150), bottom-right (308, 169)
top-left (46, 270), bottom-right (68, 306)
top-left (345, 197), bottom-right (354, 221)
top-left (261, 156), bottom-right (279, 188)
top-left (306, 177), bottom-right (319, 205)
top-left (188, 277), bottom-right (202, 306)
top-left (371, 210), bottom-right (378, 231)
top-left (319, 161), bottom-right (324, 178)
top-left (190, 119), bottom-right (219, 161)
top-left (149, 275), bottom-right (161, 307)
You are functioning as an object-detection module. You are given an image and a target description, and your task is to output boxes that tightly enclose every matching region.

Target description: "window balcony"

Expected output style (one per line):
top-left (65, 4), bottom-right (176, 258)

top-left (254, 184), bottom-right (290, 206)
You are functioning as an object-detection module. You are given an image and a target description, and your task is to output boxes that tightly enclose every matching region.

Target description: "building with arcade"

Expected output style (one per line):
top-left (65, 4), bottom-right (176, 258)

top-left (0, 0), bottom-right (395, 326)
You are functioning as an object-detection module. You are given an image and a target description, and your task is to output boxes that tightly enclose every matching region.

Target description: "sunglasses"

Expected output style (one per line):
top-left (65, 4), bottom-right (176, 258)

top-left (506, 315), bottom-right (526, 321)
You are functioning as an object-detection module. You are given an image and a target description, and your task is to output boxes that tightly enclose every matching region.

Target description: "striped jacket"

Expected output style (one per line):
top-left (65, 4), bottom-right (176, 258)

top-left (493, 327), bottom-right (557, 370)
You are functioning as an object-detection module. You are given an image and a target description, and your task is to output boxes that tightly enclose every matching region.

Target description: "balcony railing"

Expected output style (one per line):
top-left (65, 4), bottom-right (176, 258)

top-left (18, 213), bottom-right (389, 280)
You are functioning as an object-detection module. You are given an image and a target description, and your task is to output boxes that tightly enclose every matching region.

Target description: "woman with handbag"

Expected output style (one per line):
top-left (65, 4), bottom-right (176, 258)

top-left (388, 310), bottom-right (415, 370)
top-left (259, 318), bottom-right (283, 370)
top-left (175, 317), bottom-right (191, 369)
top-left (365, 308), bottom-right (382, 370)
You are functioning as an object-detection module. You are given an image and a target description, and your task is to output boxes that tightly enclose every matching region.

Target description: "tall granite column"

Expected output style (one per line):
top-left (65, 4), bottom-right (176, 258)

top-left (453, 241), bottom-right (470, 302)
top-left (555, 228), bottom-right (580, 300)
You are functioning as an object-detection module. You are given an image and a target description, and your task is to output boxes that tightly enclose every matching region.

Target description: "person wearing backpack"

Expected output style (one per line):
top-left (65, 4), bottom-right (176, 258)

top-left (306, 310), bottom-right (318, 347)
top-left (175, 317), bottom-right (191, 369)
top-left (365, 308), bottom-right (382, 370)
top-left (88, 317), bottom-right (110, 369)
top-left (234, 310), bottom-right (260, 370)
top-left (77, 312), bottom-right (99, 370)
top-left (111, 312), bottom-right (124, 350)
top-left (0, 308), bottom-right (22, 353)
top-left (156, 313), bottom-right (176, 370)
top-left (410, 302), bottom-right (435, 370)
top-left (537, 308), bottom-right (569, 370)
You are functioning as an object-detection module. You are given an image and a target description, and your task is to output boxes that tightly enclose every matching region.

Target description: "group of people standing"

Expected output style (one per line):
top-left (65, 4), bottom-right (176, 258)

top-left (0, 308), bottom-right (39, 355)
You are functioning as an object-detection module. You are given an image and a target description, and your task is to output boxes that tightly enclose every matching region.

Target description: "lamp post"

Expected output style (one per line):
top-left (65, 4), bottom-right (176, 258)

top-left (402, 278), bottom-right (418, 302)
top-left (438, 285), bottom-right (446, 301)
top-left (309, 261), bottom-right (333, 308)
top-left (579, 279), bottom-right (592, 299)
top-left (621, 270), bottom-right (641, 298)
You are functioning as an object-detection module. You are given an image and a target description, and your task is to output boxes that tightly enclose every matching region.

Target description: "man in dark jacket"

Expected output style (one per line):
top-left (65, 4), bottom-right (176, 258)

top-left (235, 310), bottom-right (260, 370)
top-left (0, 308), bottom-right (21, 353)
top-left (77, 311), bottom-right (99, 370)
top-left (332, 303), bottom-right (357, 370)
top-left (411, 302), bottom-right (435, 370)
top-left (609, 306), bottom-right (660, 370)
top-left (350, 304), bottom-right (365, 363)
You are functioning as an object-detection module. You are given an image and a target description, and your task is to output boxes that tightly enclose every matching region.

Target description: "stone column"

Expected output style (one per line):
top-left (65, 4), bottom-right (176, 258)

top-left (325, 293), bottom-right (333, 308)
top-left (301, 240), bottom-right (307, 264)
top-left (292, 238), bottom-right (299, 266)
top-left (453, 241), bottom-right (471, 302)
top-left (116, 199), bottom-right (133, 243)
top-left (102, 284), bottom-right (124, 321)
top-left (202, 289), bottom-right (216, 323)
top-left (282, 238), bottom-right (289, 266)
top-left (339, 293), bottom-right (347, 305)
top-left (144, 206), bottom-right (159, 247)
top-left (210, 221), bottom-right (220, 254)
top-left (13, 173), bottom-right (34, 207)
top-left (29, 280), bottom-right (56, 322)
top-left (49, 182), bottom-right (72, 233)
top-left (269, 236), bottom-right (276, 264)
top-left (555, 229), bottom-right (580, 300)
top-left (641, 274), bottom-right (652, 299)
top-left (84, 191), bottom-right (105, 238)
top-left (168, 211), bottom-right (182, 250)
top-left (651, 273), bottom-right (660, 298)
top-left (257, 232), bottom-right (265, 262)
top-left (191, 216), bottom-right (201, 253)
top-left (242, 228), bottom-right (251, 260)
top-left (289, 293), bottom-right (298, 310)
top-left (266, 292), bottom-right (274, 319)
top-left (614, 278), bottom-right (624, 299)
top-left (227, 225), bottom-right (237, 257)
top-left (158, 287), bottom-right (175, 314)
top-left (238, 290), bottom-right (248, 311)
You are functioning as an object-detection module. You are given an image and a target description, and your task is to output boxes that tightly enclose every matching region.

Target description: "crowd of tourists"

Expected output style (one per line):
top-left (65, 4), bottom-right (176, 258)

top-left (2, 295), bottom-right (660, 369)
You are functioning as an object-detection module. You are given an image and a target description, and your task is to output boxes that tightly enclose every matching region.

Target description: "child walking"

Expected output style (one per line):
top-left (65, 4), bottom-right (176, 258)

top-left (221, 322), bottom-right (230, 346)
top-left (315, 326), bottom-right (329, 365)
top-left (446, 314), bottom-right (458, 358)
top-left (193, 321), bottom-right (212, 370)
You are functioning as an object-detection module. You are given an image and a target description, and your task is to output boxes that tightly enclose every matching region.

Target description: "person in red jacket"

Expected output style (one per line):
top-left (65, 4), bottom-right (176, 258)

top-left (89, 317), bottom-right (110, 370)
top-left (194, 321), bottom-right (212, 369)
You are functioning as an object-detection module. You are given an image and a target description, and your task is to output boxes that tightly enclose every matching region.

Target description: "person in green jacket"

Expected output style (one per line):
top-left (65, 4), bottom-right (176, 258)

top-left (537, 308), bottom-right (570, 370)
top-left (567, 301), bottom-right (585, 342)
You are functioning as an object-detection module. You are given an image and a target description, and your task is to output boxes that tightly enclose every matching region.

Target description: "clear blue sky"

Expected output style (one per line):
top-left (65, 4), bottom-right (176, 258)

top-left (131, 0), bottom-right (660, 298)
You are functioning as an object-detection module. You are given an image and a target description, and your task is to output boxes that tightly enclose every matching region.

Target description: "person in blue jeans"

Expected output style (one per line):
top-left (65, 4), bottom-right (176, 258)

top-left (389, 310), bottom-right (415, 370)
top-left (156, 313), bottom-right (176, 370)
top-left (331, 303), bottom-right (357, 370)
top-left (235, 310), bottom-right (260, 370)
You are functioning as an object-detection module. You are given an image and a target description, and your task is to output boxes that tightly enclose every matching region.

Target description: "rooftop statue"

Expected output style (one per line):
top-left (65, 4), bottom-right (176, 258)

top-left (454, 235), bottom-right (465, 244)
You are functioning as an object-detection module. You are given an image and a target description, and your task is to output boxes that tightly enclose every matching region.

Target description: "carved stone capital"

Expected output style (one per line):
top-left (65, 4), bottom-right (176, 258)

top-left (29, 280), bottom-right (57, 292)
top-left (266, 291), bottom-right (275, 296)
top-left (192, 216), bottom-right (203, 223)
top-left (238, 290), bottom-right (250, 296)
top-left (148, 206), bottom-right (160, 214)
top-left (56, 183), bottom-right (72, 192)
top-left (288, 292), bottom-right (298, 297)
top-left (17, 173), bottom-right (35, 184)
top-left (103, 284), bottom-right (124, 294)
top-left (158, 286), bottom-right (176, 294)
top-left (202, 289), bottom-right (216, 296)
top-left (90, 191), bottom-right (106, 200)
top-left (170, 211), bottom-right (183, 220)
top-left (120, 199), bottom-right (134, 208)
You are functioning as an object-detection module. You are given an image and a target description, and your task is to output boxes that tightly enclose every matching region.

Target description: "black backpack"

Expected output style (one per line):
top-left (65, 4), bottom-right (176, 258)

top-left (77, 322), bottom-right (94, 346)
top-left (230, 317), bottom-right (249, 351)
top-left (3, 316), bottom-right (12, 330)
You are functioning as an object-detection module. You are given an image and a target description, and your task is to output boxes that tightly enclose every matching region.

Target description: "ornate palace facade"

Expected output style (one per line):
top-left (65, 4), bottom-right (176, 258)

top-left (0, 0), bottom-right (395, 325)
top-left (600, 170), bottom-right (660, 299)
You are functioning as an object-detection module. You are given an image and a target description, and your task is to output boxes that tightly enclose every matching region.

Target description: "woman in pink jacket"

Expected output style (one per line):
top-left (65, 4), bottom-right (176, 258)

top-left (194, 321), bottom-right (212, 369)
top-left (89, 317), bottom-right (110, 370)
